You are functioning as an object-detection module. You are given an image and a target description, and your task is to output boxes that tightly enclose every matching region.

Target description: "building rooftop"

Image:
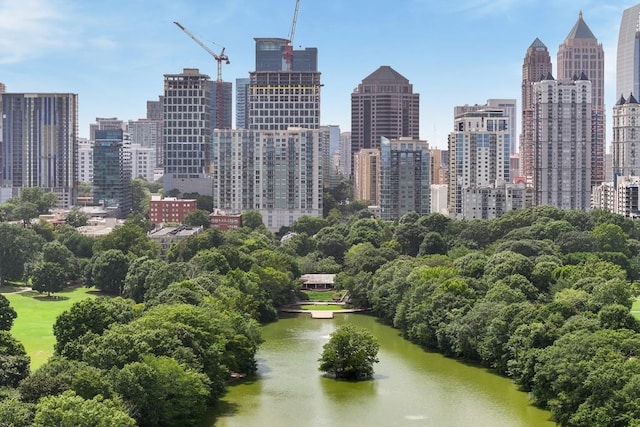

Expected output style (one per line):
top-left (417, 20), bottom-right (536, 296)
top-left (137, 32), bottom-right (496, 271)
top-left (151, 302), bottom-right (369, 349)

top-left (361, 65), bottom-right (409, 84)
top-left (565, 11), bottom-right (596, 41)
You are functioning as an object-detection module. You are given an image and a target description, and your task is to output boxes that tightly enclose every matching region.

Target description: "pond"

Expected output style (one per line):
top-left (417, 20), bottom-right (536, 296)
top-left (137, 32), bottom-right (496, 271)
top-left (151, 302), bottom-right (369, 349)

top-left (207, 313), bottom-right (555, 427)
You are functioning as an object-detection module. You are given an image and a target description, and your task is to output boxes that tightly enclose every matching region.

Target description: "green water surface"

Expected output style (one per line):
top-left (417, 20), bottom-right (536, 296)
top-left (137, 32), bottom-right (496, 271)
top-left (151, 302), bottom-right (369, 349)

top-left (208, 313), bottom-right (555, 427)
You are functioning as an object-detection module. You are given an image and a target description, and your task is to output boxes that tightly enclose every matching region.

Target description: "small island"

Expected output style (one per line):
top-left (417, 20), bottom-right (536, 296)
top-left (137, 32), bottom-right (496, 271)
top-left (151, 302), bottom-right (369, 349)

top-left (319, 324), bottom-right (379, 380)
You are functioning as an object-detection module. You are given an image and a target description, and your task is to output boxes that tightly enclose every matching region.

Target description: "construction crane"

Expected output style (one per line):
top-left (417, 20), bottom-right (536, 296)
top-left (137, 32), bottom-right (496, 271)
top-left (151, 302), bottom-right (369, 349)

top-left (283, 0), bottom-right (300, 71)
top-left (173, 21), bottom-right (229, 82)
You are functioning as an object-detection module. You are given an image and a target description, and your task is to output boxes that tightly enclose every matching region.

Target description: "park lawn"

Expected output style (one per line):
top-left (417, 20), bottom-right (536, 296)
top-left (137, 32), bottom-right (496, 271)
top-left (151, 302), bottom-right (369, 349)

top-left (299, 304), bottom-right (344, 311)
top-left (302, 290), bottom-right (345, 302)
top-left (632, 299), bottom-right (640, 320)
top-left (4, 286), bottom-right (98, 369)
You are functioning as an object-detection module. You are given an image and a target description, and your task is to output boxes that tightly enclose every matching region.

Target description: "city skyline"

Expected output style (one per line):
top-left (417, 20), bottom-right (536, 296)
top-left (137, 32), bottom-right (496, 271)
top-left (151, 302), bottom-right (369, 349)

top-left (0, 0), bottom-right (635, 149)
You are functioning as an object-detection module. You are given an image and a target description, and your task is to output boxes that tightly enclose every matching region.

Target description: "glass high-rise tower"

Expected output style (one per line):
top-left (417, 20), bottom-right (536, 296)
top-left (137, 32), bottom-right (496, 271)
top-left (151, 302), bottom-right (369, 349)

top-left (617, 4), bottom-right (640, 100)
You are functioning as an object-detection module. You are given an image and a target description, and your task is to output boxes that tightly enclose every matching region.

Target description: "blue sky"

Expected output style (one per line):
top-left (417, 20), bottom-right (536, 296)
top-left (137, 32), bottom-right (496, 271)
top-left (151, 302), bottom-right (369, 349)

top-left (0, 0), bottom-right (636, 149)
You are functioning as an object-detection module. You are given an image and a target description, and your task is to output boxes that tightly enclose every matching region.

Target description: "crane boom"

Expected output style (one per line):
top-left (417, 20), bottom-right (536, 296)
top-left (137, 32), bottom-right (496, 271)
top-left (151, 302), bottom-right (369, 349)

top-left (288, 0), bottom-right (300, 44)
top-left (283, 0), bottom-right (300, 71)
top-left (173, 21), bottom-right (229, 82)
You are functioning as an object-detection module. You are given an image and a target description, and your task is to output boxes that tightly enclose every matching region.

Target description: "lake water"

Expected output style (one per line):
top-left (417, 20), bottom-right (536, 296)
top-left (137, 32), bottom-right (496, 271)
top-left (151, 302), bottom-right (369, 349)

top-left (207, 313), bottom-right (555, 427)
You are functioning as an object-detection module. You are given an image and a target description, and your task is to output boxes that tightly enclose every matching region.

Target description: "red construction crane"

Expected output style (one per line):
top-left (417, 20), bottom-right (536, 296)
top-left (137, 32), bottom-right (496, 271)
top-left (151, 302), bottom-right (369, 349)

top-left (174, 21), bottom-right (229, 82)
top-left (283, 0), bottom-right (300, 71)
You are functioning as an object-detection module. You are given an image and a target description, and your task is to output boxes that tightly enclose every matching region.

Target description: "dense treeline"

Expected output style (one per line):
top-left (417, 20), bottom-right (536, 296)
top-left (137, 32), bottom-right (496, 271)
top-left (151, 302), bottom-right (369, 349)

top-left (0, 210), bottom-right (300, 426)
top-left (332, 207), bottom-right (640, 427)
top-left (2, 195), bottom-right (640, 425)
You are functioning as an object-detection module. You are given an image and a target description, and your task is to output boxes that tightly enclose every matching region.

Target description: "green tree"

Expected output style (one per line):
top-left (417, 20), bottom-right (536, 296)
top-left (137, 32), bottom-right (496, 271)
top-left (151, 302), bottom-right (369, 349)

top-left (319, 324), bottom-right (380, 380)
top-left (241, 210), bottom-right (264, 230)
top-left (183, 209), bottom-right (210, 228)
top-left (65, 207), bottom-right (89, 227)
top-left (290, 215), bottom-right (329, 236)
top-left (123, 257), bottom-right (164, 303)
top-left (89, 249), bottom-right (129, 295)
top-left (0, 396), bottom-right (34, 427)
top-left (54, 297), bottom-right (139, 359)
top-left (0, 330), bottom-right (30, 387)
top-left (0, 294), bottom-right (16, 331)
top-left (110, 355), bottom-right (210, 427)
top-left (0, 223), bottom-right (44, 286)
top-left (30, 261), bottom-right (67, 297)
top-left (592, 223), bottom-right (629, 255)
top-left (33, 391), bottom-right (136, 427)
top-left (131, 178), bottom-right (151, 216)
top-left (93, 221), bottom-right (159, 258)
top-left (314, 227), bottom-right (348, 262)
top-left (56, 225), bottom-right (94, 259)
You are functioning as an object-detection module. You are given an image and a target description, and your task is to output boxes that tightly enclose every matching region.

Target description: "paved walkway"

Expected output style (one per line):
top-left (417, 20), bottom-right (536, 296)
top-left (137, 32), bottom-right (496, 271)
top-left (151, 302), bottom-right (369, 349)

top-left (280, 301), bottom-right (366, 319)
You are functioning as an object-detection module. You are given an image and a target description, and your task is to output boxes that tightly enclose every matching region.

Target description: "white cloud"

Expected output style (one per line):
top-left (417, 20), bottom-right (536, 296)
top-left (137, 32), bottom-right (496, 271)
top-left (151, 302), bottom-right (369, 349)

top-left (0, 0), bottom-right (72, 64)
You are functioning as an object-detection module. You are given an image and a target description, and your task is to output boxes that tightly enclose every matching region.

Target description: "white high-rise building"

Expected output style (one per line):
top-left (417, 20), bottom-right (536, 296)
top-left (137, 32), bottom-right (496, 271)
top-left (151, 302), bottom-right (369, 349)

top-left (612, 94), bottom-right (640, 177)
top-left (128, 118), bottom-right (163, 168)
top-left (448, 108), bottom-right (511, 219)
top-left (77, 138), bottom-right (93, 183)
top-left (212, 128), bottom-right (323, 231)
top-left (533, 76), bottom-right (592, 210)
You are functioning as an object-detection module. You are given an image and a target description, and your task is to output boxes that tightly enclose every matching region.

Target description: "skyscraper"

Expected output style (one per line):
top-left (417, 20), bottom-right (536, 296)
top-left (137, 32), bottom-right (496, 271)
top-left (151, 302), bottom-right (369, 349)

top-left (533, 75), bottom-right (592, 210)
top-left (210, 80), bottom-right (232, 129)
top-left (163, 68), bottom-right (213, 196)
top-left (448, 108), bottom-right (511, 219)
top-left (557, 11), bottom-right (605, 186)
top-left (1, 93), bottom-right (78, 207)
top-left (350, 66), bottom-right (419, 158)
top-left (520, 38), bottom-right (553, 184)
top-left (248, 38), bottom-right (321, 131)
top-left (235, 78), bottom-right (249, 129)
top-left (614, 5), bottom-right (640, 179)
top-left (211, 128), bottom-right (323, 231)
top-left (617, 4), bottom-right (640, 101)
top-left (379, 137), bottom-right (430, 221)
top-left (92, 129), bottom-right (132, 218)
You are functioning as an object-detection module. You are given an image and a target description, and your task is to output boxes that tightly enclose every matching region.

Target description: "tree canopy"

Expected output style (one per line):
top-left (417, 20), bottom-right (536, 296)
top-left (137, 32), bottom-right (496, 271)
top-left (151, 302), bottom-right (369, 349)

top-left (319, 324), bottom-right (379, 380)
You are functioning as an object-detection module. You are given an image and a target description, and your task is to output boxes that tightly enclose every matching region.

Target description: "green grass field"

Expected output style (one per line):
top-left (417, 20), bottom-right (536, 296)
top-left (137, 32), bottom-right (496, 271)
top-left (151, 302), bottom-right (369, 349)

top-left (632, 299), bottom-right (640, 320)
top-left (299, 304), bottom-right (344, 311)
top-left (301, 290), bottom-right (345, 302)
top-left (4, 286), bottom-right (98, 369)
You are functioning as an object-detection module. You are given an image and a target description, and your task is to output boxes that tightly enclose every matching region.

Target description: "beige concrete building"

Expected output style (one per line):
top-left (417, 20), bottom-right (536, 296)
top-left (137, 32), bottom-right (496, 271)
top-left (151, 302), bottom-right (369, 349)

top-left (353, 149), bottom-right (380, 205)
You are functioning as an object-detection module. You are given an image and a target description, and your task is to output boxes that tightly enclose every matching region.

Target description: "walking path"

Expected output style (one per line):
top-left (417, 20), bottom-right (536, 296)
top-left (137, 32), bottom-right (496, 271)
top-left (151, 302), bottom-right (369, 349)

top-left (280, 301), bottom-right (366, 319)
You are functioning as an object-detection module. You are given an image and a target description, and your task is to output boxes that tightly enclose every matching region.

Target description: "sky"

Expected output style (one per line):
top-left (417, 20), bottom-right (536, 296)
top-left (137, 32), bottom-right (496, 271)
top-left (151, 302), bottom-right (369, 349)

top-left (0, 0), bottom-right (637, 149)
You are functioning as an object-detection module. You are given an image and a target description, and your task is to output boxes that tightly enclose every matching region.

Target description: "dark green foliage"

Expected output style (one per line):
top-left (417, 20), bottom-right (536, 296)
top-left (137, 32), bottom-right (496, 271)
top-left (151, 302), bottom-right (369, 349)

top-left (182, 209), bottom-right (211, 228)
top-left (0, 223), bottom-right (45, 286)
top-left (0, 294), bottom-right (17, 331)
top-left (30, 262), bottom-right (67, 296)
top-left (110, 356), bottom-right (210, 427)
top-left (89, 249), bottom-right (129, 295)
top-left (0, 331), bottom-right (30, 387)
top-left (0, 396), bottom-right (34, 427)
top-left (33, 390), bottom-right (135, 427)
top-left (53, 297), bottom-right (139, 360)
top-left (319, 324), bottom-right (379, 380)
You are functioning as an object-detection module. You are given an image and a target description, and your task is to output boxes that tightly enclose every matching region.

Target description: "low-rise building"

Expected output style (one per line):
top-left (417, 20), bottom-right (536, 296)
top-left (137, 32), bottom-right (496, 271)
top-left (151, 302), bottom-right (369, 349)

top-left (209, 210), bottom-right (242, 231)
top-left (148, 225), bottom-right (203, 257)
top-left (148, 196), bottom-right (197, 225)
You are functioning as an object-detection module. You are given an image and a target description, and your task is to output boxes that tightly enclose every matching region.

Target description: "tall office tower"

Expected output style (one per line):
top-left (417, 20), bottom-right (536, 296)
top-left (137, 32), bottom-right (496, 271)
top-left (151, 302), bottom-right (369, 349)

top-left (455, 100), bottom-right (516, 156)
top-left (353, 148), bottom-right (380, 205)
top-left (162, 68), bottom-right (213, 196)
top-left (379, 137), bottom-right (430, 221)
top-left (533, 75), bottom-right (592, 210)
top-left (129, 144), bottom-right (156, 182)
top-left (429, 148), bottom-right (449, 185)
top-left (210, 80), bottom-right (232, 129)
top-left (77, 138), bottom-right (94, 183)
top-left (128, 118), bottom-right (163, 167)
top-left (338, 132), bottom-right (352, 177)
top-left (557, 11), bottom-right (605, 186)
top-left (617, 5), bottom-right (640, 101)
top-left (93, 129), bottom-right (132, 217)
top-left (146, 98), bottom-right (163, 120)
top-left (351, 66), bottom-right (420, 159)
top-left (520, 38), bottom-right (553, 184)
top-left (1, 93), bottom-right (78, 207)
top-left (448, 108), bottom-right (511, 219)
top-left (322, 125), bottom-right (341, 189)
top-left (235, 78), bottom-right (250, 129)
top-left (614, 5), bottom-right (640, 179)
top-left (145, 98), bottom-right (164, 166)
top-left (248, 38), bottom-right (321, 131)
top-left (89, 117), bottom-right (125, 141)
top-left (211, 128), bottom-right (323, 231)
top-left (612, 94), bottom-right (640, 177)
